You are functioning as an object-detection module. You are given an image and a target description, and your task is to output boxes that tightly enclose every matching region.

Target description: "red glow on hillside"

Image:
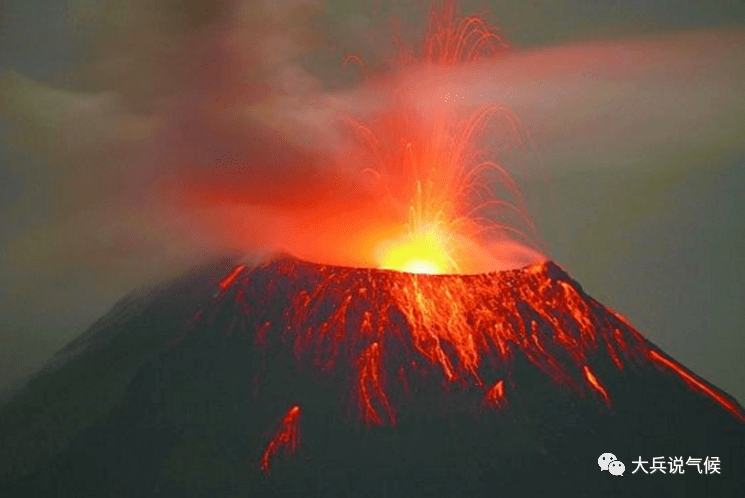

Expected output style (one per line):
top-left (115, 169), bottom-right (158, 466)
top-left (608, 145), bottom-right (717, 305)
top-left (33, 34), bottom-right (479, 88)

top-left (213, 257), bottom-right (650, 422)
top-left (260, 405), bottom-right (302, 475)
top-left (182, 257), bottom-right (745, 475)
top-left (647, 349), bottom-right (745, 422)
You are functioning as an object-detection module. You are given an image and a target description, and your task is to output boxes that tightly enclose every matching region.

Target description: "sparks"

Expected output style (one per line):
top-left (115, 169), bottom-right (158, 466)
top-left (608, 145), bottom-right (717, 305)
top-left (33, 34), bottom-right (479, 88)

top-left (343, 0), bottom-right (540, 275)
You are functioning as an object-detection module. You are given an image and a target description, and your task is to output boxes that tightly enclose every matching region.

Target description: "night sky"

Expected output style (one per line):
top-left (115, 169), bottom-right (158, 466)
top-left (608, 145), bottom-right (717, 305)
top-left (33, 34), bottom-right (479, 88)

top-left (1, 0), bottom-right (744, 405)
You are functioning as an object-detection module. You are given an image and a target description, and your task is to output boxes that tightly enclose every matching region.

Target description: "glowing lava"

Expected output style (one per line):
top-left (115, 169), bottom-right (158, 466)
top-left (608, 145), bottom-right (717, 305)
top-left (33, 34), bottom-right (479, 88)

top-left (219, 264), bottom-right (247, 291)
top-left (377, 222), bottom-right (456, 275)
top-left (260, 404), bottom-right (302, 475)
top-left (355, 341), bottom-right (396, 426)
top-left (484, 379), bottom-right (507, 410)
top-left (164, 1), bottom-right (745, 481)
top-left (180, 256), bottom-right (745, 477)
top-left (583, 365), bottom-right (611, 408)
top-left (648, 349), bottom-right (745, 422)
top-left (341, 0), bottom-right (540, 275)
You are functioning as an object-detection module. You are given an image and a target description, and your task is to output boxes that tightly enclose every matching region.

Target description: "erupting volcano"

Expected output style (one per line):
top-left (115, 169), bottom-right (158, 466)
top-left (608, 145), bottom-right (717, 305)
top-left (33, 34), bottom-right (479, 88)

top-left (1, 2), bottom-right (742, 497)
top-left (2, 254), bottom-right (743, 497)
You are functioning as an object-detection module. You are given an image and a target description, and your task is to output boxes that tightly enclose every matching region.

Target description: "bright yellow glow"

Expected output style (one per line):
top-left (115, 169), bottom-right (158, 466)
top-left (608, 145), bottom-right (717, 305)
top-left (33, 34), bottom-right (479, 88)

top-left (401, 259), bottom-right (441, 275)
top-left (376, 226), bottom-right (456, 275)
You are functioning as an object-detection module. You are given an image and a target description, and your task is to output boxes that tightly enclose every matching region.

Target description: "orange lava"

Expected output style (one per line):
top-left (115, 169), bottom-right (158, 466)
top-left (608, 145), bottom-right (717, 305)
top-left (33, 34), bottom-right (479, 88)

top-left (583, 365), bottom-right (610, 408)
top-left (341, 0), bottom-right (540, 275)
top-left (175, 2), bottom-right (743, 477)
top-left (356, 341), bottom-right (396, 426)
top-left (185, 256), bottom-right (745, 475)
top-left (219, 257), bottom-right (654, 433)
top-left (647, 349), bottom-right (745, 422)
top-left (381, 266), bottom-right (644, 394)
top-left (484, 379), bottom-right (507, 409)
top-left (376, 223), bottom-right (456, 275)
top-left (260, 405), bottom-right (302, 475)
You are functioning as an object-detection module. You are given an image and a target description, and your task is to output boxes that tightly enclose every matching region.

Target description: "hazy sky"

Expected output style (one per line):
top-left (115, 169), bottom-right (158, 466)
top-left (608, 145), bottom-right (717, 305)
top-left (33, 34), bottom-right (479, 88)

top-left (1, 0), bottom-right (744, 403)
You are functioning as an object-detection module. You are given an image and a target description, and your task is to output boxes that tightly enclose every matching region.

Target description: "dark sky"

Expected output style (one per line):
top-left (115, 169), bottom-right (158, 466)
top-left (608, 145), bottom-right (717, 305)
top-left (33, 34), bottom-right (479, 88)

top-left (1, 0), bottom-right (744, 404)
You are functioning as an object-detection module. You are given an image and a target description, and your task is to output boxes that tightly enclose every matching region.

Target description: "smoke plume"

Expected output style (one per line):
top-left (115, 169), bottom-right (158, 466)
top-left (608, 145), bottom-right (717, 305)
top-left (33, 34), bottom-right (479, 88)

top-left (1, 0), bottom-right (744, 387)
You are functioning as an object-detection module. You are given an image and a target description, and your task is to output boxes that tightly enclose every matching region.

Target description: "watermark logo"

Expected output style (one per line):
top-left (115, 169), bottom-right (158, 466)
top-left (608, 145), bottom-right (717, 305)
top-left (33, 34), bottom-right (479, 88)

top-left (631, 456), bottom-right (720, 474)
top-left (600, 454), bottom-right (721, 476)
top-left (598, 453), bottom-right (625, 476)
top-left (608, 460), bottom-right (626, 476)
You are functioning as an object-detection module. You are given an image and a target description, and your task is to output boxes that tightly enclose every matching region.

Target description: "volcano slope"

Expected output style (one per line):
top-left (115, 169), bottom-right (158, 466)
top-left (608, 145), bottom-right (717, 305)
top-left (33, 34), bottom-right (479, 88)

top-left (1, 255), bottom-right (743, 497)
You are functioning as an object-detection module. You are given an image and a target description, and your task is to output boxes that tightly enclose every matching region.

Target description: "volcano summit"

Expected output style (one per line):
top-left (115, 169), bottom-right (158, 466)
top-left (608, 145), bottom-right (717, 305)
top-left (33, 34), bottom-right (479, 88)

top-left (1, 255), bottom-right (743, 497)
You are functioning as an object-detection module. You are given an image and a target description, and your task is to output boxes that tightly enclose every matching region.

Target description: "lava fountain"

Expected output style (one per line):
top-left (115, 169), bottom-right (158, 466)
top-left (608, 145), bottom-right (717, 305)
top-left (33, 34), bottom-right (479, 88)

top-left (328, 0), bottom-right (542, 275)
top-left (1, 3), bottom-right (743, 497)
top-left (192, 0), bottom-right (741, 479)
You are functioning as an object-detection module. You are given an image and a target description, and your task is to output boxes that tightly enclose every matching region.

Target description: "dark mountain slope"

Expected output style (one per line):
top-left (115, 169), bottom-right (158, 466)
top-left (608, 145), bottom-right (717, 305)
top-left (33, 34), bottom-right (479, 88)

top-left (2, 255), bottom-right (742, 497)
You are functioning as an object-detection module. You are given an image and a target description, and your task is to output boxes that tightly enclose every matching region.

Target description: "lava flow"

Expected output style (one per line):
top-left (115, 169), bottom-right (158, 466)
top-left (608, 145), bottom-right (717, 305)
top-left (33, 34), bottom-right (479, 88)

top-left (173, 255), bottom-right (745, 477)
top-left (3, 2), bottom-right (744, 497)
top-left (179, 3), bottom-right (745, 477)
top-left (260, 405), bottom-right (302, 475)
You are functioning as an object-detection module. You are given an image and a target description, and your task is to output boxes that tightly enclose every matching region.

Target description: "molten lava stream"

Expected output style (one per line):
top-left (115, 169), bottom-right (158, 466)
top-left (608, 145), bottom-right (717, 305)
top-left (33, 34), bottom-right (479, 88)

top-left (647, 349), bottom-right (745, 422)
top-left (260, 405), bottom-right (302, 475)
top-left (187, 0), bottom-right (736, 481)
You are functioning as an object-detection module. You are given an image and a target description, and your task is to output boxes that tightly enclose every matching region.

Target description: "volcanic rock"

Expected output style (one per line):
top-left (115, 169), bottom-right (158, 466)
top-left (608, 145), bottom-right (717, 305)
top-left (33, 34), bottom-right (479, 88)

top-left (1, 254), bottom-right (742, 497)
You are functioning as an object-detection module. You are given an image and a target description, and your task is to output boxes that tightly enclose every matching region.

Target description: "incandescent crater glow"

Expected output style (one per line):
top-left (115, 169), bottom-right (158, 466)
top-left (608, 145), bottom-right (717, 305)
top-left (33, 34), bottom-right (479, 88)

top-left (377, 223), bottom-right (456, 275)
top-left (336, 0), bottom-right (542, 276)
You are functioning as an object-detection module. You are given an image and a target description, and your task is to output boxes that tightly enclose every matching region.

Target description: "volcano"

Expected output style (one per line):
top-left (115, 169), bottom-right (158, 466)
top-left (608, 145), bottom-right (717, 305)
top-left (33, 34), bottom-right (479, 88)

top-left (1, 255), bottom-right (743, 497)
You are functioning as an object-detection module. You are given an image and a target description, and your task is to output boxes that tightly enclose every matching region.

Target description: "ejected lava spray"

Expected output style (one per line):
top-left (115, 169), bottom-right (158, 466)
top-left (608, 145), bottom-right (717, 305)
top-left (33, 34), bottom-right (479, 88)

top-left (337, 0), bottom-right (543, 276)
top-left (160, 0), bottom-right (745, 483)
top-left (3, 2), bottom-right (745, 497)
top-left (166, 1), bottom-right (745, 477)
